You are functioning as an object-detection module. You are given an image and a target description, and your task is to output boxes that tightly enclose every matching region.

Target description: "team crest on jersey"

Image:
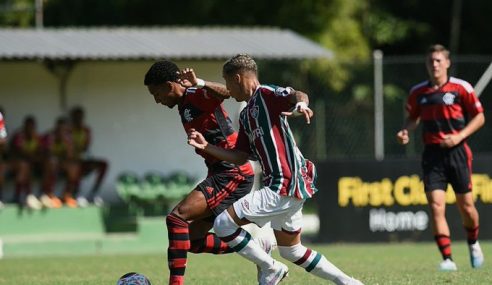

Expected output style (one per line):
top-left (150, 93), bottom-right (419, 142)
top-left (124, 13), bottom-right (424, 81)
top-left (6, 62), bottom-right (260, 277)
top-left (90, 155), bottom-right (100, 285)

top-left (205, 186), bottom-right (214, 195)
top-left (442, 93), bottom-right (456, 105)
top-left (250, 106), bottom-right (259, 119)
top-left (183, 109), bottom-right (193, 122)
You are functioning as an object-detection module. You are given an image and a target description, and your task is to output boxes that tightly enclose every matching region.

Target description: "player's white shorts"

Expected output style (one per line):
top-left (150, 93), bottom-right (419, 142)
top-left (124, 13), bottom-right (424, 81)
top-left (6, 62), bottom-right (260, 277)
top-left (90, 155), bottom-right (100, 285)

top-left (233, 186), bottom-right (305, 233)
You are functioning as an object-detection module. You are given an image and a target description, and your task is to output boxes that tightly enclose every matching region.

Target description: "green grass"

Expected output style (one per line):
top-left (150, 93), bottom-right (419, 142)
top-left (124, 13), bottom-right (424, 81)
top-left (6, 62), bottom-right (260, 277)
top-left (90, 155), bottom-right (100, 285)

top-left (0, 242), bottom-right (490, 285)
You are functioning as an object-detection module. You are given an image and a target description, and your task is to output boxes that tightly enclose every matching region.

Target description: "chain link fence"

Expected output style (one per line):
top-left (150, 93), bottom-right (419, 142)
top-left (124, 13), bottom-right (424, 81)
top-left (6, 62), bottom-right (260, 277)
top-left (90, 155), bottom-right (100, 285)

top-left (262, 55), bottom-right (492, 161)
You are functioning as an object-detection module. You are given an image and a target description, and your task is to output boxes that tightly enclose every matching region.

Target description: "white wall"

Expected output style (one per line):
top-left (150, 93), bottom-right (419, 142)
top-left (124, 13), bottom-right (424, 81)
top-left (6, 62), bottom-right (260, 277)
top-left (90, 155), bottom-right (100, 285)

top-left (0, 60), bottom-right (244, 202)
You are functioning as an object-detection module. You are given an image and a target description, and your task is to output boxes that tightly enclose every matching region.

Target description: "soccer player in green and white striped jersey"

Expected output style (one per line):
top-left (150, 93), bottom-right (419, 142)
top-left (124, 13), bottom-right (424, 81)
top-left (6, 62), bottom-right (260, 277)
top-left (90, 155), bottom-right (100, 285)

top-left (188, 54), bottom-right (363, 285)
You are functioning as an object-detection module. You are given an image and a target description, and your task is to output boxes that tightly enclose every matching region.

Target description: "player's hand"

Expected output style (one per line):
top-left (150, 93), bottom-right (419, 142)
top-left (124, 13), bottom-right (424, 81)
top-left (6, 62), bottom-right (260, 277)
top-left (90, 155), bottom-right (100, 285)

top-left (440, 133), bottom-right (464, 148)
top-left (396, 129), bottom-right (410, 145)
top-left (187, 128), bottom-right (208, 150)
top-left (177, 68), bottom-right (198, 88)
top-left (281, 102), bottom-right (313, 124)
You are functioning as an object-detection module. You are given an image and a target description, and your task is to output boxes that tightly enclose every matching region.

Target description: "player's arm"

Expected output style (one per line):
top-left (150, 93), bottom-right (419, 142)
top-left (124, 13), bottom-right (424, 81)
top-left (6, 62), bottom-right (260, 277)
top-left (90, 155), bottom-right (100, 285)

top-left (280, 88), bottom-right (313, 124)
top-left (187, 129), bottom-right (249, 165)
top-left (441, 112), bottom-right (484, 148)
top-left (396, 117), bottom-right (419, 145)
top-left (178, 68), bottom-right (230, 99)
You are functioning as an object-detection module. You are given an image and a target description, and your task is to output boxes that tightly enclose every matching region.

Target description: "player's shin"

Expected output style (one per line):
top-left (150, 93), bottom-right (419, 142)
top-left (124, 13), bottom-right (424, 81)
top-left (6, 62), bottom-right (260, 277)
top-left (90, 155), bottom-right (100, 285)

top-left (213, 211), bottom-right (273, 269)
top-left (278, 244), bottom-right (352, 284)
top-left (166, 213), bottom-right (191, 285)
top-left (189, 232), bottom-right (234, 254)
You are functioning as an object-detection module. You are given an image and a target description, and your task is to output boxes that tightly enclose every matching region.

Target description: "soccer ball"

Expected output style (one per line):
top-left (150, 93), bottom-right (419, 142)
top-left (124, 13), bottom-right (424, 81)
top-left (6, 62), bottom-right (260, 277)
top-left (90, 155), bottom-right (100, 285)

top-left (116, 272), bottom-right (152, 285)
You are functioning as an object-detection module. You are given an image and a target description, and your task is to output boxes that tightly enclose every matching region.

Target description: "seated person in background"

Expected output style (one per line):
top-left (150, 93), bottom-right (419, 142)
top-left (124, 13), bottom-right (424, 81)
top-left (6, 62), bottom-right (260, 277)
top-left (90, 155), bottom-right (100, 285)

top-left (69, 106), bottom-right (108, 206)
top-left (40, 117), bottom-right (81, 208)
top-left (0, 107), bottom-right (7, 209)
top-left (9, 116), bottom-right (44, 210)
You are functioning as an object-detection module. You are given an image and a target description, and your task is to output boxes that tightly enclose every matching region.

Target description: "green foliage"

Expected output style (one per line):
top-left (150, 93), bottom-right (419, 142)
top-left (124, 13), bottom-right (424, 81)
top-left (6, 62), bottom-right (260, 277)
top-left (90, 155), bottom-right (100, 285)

top-left (0, 0), bottom-right (34, 27)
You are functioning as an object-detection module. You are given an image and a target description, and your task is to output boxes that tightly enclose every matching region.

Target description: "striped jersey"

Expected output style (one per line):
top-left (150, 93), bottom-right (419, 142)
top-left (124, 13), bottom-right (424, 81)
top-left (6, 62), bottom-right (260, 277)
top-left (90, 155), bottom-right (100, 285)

top-left (235, 85), bottom-right (317, 199)
top-left (178, 87), bottom-right (253, 176)
top-left (407, 77), bottom-right (483, 145)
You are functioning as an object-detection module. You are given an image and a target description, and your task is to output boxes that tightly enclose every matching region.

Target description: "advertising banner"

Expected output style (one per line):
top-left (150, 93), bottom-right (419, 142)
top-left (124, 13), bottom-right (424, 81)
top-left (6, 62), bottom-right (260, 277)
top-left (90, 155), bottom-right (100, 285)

top-left (316, 156), bottom-right (492, 242)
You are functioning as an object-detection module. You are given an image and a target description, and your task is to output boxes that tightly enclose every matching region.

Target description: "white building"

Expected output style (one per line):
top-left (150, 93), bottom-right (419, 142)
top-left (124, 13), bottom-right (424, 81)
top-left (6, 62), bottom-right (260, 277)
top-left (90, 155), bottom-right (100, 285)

top-left (0, 27), bottom-right (332, 202)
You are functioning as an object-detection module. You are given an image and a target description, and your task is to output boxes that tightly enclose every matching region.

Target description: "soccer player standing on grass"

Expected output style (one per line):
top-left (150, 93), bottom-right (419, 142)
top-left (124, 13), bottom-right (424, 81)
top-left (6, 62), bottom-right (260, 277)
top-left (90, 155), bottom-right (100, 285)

top-left (188, 54), bottom-right (363, 285)
top-left (396, 44), bottom-right (485, 271)
top-left (144, 60), bottom-right (273, 285)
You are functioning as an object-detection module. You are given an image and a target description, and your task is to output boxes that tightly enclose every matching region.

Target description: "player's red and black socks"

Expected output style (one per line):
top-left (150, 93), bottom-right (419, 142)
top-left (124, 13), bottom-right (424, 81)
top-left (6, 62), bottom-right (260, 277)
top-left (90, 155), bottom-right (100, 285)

top-left (465, 226), bottom-right (479, 245)
top-left (434, 235), bottom-right (452, 260)
top-left (190, 232), bottom-right (234, 254)
top-left (166, 213), bottom-right (190, 285)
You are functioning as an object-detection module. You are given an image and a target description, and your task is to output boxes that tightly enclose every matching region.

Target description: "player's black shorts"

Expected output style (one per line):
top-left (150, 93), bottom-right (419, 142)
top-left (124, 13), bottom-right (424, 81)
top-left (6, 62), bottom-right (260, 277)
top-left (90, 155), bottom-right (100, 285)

top-left (422, 142), bottom-right (473, 194)
top-left (196, 171), bottom-right (254, 216)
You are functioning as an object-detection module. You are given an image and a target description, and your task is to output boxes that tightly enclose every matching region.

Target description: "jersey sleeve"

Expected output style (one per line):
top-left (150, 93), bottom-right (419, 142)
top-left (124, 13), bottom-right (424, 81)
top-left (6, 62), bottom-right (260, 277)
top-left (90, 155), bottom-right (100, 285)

top-left (460, 87), bottom-right (483, 118)
top-left (405, 91), bottom-right (420, 120)
top-left (260, 85), bottom-right (294, 114)
top-left (187, 87), bottom-right (222, 111)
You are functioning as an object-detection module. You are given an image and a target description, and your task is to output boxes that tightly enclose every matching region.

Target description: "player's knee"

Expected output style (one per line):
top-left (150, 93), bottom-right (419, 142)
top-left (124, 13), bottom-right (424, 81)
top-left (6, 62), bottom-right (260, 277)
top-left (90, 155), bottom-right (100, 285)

top-left (213, 211), bottom-right (238, 238)
top-left (278, 243), bottom-right (306, 262)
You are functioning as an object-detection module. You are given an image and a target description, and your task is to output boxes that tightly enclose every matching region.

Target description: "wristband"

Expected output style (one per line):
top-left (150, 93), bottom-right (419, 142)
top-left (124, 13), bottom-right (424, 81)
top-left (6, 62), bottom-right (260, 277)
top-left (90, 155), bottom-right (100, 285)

top-left (295, 101), bottom-right (308, 110)
top-left (195, 78), bottom-right (205, 89)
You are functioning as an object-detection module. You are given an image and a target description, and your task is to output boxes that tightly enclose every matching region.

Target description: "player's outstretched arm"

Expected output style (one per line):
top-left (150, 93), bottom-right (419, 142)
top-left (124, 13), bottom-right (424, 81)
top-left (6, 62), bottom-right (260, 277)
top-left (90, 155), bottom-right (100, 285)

top-left (281, 89), bottom-right (313, 124)
top-left (178, 68), bottom-right (230, 99)
top-left (187, 129), bottom-right (249, 165)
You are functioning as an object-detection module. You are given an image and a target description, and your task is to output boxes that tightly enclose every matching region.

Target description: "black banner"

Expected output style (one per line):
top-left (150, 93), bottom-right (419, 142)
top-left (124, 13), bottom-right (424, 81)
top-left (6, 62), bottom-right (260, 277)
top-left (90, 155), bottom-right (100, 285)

top-left (315, 156), bottom-right (492, 242)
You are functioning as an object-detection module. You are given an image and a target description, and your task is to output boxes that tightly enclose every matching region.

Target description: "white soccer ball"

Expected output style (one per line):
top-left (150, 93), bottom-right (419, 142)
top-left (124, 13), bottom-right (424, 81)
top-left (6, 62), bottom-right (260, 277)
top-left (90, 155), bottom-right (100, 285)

top-left (116, 272), bottom-right (152, 285)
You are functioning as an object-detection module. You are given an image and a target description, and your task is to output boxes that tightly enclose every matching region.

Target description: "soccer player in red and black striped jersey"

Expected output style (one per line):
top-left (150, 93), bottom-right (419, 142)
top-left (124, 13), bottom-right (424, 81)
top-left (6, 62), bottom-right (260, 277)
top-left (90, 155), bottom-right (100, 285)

top-left (397, 44), bottom-right (485, 271)
top-left (188, 54), bottom-right (363, 285)
top-left (144, 60), bottom-right (257, 285)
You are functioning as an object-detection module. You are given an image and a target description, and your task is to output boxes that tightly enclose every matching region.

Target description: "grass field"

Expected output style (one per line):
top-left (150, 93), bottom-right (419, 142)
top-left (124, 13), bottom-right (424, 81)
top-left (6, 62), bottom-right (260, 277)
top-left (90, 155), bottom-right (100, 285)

top-left (0, 241), bottom-right (490, 285)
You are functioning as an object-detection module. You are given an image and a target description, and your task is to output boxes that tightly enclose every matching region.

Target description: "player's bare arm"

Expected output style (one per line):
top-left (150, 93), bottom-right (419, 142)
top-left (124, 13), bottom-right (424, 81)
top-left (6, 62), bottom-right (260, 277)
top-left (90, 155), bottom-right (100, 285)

top-left (281, 88), bottom-right (313, 124)
top-left (440, 112), bottom-right (485, 148)
top-left (178, 68), bottom-right (230, 99)
top-left (396, 117), bottom-right (419, 145)
top-left (187, 129), bottom-right (249, 165)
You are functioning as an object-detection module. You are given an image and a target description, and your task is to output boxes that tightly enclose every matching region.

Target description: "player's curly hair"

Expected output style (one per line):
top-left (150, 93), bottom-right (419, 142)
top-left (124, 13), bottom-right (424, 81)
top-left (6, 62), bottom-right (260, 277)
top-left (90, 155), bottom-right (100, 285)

top-left (144, 60), bottom-right (179, 86)
top-left (223, 54), bottom-right (257, 76)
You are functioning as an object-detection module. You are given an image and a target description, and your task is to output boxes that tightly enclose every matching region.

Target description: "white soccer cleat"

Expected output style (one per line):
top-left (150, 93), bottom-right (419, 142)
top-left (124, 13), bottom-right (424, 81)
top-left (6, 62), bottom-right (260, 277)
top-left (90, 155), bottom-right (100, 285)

top-left (26, 194), bottom-right (42, 210)
top-left (255, 235), bottom-right (277, 282)
top-left (258, 260), bottom-right (289, 285)
top-left (439, 258), bottom-right (457, 271)
top-left (469, 242), bottom-right (484, 268)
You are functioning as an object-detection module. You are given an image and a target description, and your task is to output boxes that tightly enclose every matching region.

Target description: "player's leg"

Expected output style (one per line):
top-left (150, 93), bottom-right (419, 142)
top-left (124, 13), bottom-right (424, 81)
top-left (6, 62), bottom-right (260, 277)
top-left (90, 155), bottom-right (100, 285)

top-left (0, 159), bottom-right (6, 207)
top-left (79, 159), bottom-right (108, 201)
top-left (188, 218), bottom-right (233, 255)
top-left (426, 190), bottom-right (456, 270)
top-left (449, 143), bottom-right (483, 268)
top-left (213, 188), bottom-right (289, 285)
top-left (166, 188), bottom-right (210, 285)
top-left (61, 160), bottom-right (80, 208)
top-left (422, 148), bottom-right (456, 270)
top-left (273, 203), bottom-right (363, 285)
top-left (40, 158), bottom-right (61, 208)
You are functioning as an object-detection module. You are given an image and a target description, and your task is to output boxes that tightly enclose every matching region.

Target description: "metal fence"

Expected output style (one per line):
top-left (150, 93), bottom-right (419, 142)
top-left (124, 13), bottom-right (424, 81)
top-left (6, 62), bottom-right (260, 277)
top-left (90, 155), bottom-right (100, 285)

top-left (281, 55), bottom-right (492, 161)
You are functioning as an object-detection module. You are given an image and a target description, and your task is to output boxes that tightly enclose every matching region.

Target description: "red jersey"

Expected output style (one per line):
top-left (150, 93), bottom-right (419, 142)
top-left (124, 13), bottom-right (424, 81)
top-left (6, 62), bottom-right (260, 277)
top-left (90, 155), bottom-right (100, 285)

top-left (178, 88), bottom-right (253, 176)
top-left (407, 77), bottom-right (484, 145)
